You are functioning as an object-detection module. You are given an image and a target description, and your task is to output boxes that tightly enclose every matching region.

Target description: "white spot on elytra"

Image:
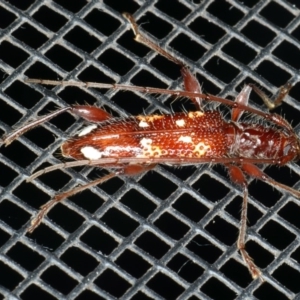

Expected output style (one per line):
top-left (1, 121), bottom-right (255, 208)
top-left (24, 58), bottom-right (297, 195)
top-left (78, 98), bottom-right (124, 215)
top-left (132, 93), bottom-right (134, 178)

top-left (176, 119), bottom-right (185, 127)
top-left (139, 120), bottom-right (149, 128)
top-left (178, 136), bottom-right (192, 143)
top-left (78, 124), bottom-right (97, 136)
top-left (137, 115), bottom-right (164, 122)
top-left (188, 111), bottom-right (204, 118)
top-left (140, 138), bottom-right (152, 147)
top-left (81, 146), bottom-right (102, 160)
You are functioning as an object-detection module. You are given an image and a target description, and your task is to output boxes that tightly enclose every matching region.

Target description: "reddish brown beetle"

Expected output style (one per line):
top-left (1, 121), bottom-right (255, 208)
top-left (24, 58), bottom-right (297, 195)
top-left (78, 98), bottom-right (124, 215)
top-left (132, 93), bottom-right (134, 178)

top-left (2, 13), bottom-right (299, 280)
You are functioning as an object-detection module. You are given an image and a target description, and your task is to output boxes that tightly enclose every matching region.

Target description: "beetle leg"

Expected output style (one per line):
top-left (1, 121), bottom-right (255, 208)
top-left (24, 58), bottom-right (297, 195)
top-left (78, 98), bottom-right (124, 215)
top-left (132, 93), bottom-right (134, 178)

top-left (249, 82), bottom-right (292, 110)
top-left (227, 164), bottom-right (262, 280)
top-left (123, 12), bottom-right (202, 110)
top-left (27, 173), bottom-right (116, 233)
top-left (241, 163), bottom-right (300, 199)
top-left (27, 164), bottom-right (156, 233)
top-left (1, 105), bottom-right (111, 146)
top-left (71, 105), bottom-right (111, 122)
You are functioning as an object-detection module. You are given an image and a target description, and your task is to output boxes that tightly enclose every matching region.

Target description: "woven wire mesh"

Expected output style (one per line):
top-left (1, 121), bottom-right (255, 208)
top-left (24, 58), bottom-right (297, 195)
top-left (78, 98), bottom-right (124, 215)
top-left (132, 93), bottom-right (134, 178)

top-left (1, 0), bottom-right (300, 299)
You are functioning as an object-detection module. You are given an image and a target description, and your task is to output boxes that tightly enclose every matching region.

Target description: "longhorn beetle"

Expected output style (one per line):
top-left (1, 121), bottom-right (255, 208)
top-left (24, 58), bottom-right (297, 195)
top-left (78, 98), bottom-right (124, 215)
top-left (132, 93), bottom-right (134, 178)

top-left (1, 13), bottom-right (299, 280)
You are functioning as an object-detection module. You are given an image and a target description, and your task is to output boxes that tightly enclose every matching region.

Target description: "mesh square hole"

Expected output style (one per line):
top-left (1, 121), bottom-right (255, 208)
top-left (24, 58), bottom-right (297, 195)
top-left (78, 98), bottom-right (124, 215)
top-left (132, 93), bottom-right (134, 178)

top-left (192, 174), bottom-right (229, 203)
top-left (33, 5), bottom-right (68, 32)
top-left (254, 281), bottom-right (291, 299)
top-left (205, 216), bottom-right (238, 246)
top-left (272, 263), bottom-right (300, 293)
top-left (100, 207), bottom-right (139, 237)
top-left (115, 249), bottom-right (151, 278)
top-left (4, 80), bottom-right (43, 109)
top-left (259, 2), bottom-right (295, 28)
top-left (167, 253), bottom-right (205, 283)
top-left (64, 26), bottom-right (101, 53)
top-left (201, 277), bottom-right (236, 300)
top-left (20, 284), bottom-right (57, 300)
top-left (138, 171), bottom-right (177, 200)
top-left (75, 290), bottom-right (106, 300)
top-left (248, 179), bottom-right (282, 208)
top-left (134, 231), bottom-right (170, 259)
top-left (259, 220), bottom-right (296, 251)
top-left (1, 140), bottom-right (37, 168)
top-left (278, 201), bottom-right (300, 230)
top-left (189, 17), bottom-right (226, 44)
top-left (80, 226), bottom-right (119, 255)
top-left (255, 60), bottom-right (291, 87)
top-left (25, 225), bottom-right (65, 252)
top-left (6, 242), bottom-right (45, 272)
top-left (0, 200), bottom-right (30, 230)
top-left (172, 193), bottom-right (209, 223)
top-left (12, 23), bottom-right (48, 49)
top-left (120, 188), bottom-right (157, 218)
top-left (204, 56), bottom-right (240, 84)
top-left (186, 234), bottom-right (223, 265)
top-left (78, 65), bottom-right (114, 83)
top-left (45, 44), bottom-right (83, 72)
top-left (41, 265), bottom-right (79, 295)
top-left (25, 62), bottom-right (61, 82)
top-left (0, 99), bottom-right (22, 126)
top-left (53, 0), bottom-right (87, 13)
top-left (98, 48), bottom-right (134, 76)
top-left (273, 40), bottom-right (300, 69)
top-left (241, 20), bottom-right (276, 47)
top-left (47, 203), bottom-right (85, 233)
top-left (169, 33), bottom-right (207, 62)
top-left (0, 41), bottom-right (29, 68)
top-left (4, 0), bottom-right (35, 10)
top-left (222, 38), bottom-right (257, 65)
top-left (220, 258), bottom-right (253, 287)
top-left (146, 272), bottom-right (184, 299)
top-left (207, 1), bottom-right (244, 26)
top-left (84, 9), bottom-right (121, 36)
top-left (137, 12), bottom-right (173, 40)
top-left (130, 69), bottom-right (168, 89)
top-left (110, 90), bottom-right (150, 115)
top-left (60, 246), bottom-right (99, 276)
top-left (94, 269), bottom-right (131, 298)
top-left (0, 260), bottom-right (24, 291)
top-left (0, 6), bottom-right (17, 29)
top-left (155, 0), bottom-right (191, 20)
top-left (154, 212), bottom-right (190, 240)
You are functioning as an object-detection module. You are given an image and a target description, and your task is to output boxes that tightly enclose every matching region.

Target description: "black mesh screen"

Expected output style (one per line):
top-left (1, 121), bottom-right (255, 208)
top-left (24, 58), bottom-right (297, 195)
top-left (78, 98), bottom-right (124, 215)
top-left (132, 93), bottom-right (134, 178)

top-left (1, 1), bottom-right (300, 299)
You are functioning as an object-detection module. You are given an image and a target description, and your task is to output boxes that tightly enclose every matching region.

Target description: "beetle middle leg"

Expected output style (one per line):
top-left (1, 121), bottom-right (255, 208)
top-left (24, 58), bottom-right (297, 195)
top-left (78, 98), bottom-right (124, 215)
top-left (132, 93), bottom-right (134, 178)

top-left (1, 105), bottom-right (111, 146)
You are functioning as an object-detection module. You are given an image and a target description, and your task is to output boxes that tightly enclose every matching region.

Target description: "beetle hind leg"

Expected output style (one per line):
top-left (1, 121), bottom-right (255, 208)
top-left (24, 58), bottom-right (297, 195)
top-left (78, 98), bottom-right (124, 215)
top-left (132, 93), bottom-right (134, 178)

top-left (27, 164), bottom-right (156, 233)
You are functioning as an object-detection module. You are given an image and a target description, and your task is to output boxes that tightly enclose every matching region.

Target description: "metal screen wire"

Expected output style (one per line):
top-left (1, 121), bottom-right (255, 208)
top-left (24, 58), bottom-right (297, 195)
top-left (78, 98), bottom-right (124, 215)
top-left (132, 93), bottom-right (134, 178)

top-left (1, 0), bottom-right (300, 299)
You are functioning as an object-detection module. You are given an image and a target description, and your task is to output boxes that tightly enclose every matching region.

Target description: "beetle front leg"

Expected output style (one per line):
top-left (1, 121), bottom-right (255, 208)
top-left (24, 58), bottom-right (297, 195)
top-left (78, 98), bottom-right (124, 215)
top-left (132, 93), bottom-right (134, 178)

top-left (249, 82), bottom-right (292, 110)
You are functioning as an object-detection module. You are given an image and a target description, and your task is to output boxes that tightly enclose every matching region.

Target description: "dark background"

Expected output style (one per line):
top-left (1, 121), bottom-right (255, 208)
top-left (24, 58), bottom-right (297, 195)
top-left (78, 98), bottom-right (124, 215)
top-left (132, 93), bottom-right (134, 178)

top-left (0, 0), bottom-right (300, 299)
